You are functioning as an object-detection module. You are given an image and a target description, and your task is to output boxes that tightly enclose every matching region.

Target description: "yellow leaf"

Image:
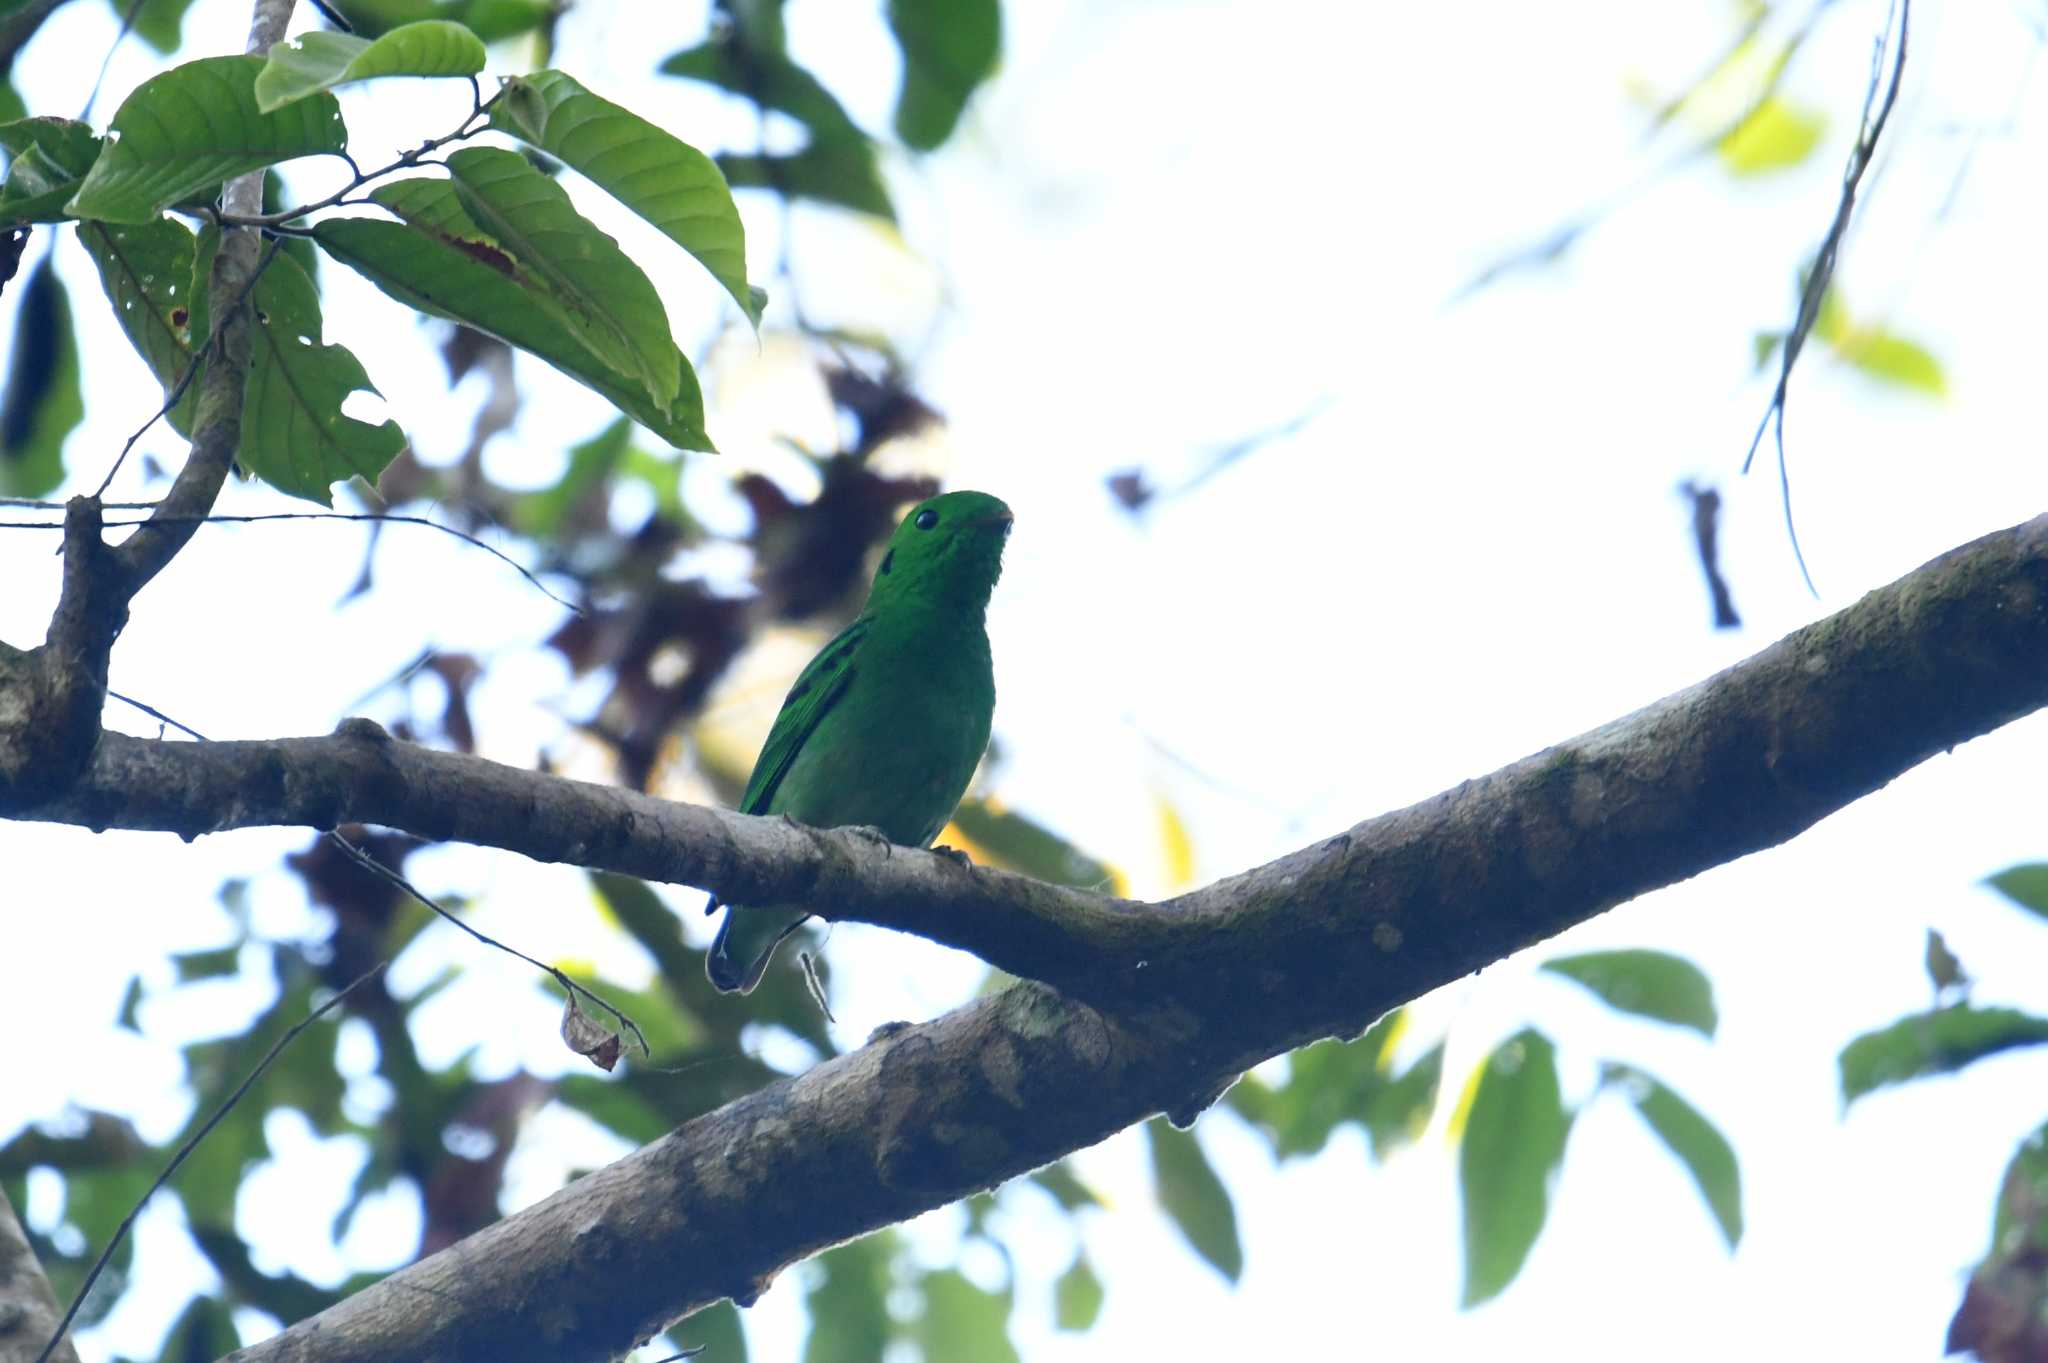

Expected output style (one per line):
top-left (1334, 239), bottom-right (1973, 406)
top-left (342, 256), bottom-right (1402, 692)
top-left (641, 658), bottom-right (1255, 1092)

top-left (1718, 96), bottom-right (1826, 176)
top-left (1832, 323), bottom-right (1948, 397)
top-left (1445, 1053), bottom-right (1488, 1146)
top-left (1155, 789), bottom-right (1196, 891)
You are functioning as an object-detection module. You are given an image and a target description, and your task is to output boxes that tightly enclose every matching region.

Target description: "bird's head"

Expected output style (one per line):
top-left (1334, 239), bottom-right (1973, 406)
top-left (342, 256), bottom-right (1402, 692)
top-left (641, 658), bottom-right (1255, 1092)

top-left (865, 490), bottom-right (1014, 612)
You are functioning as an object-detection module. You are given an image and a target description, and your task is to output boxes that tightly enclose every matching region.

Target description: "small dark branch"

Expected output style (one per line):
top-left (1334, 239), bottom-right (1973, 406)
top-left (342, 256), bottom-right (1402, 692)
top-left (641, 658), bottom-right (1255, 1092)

top-left (321, 821), bottom-right (650, 1057)
top-left (0, 0), bottom-right (71, 76)
top-left (1680, 480), bottom-right (1741, 629)
top-left (1744, 0), bottom-right (1911, 595)
top-left (107, 0), bottom-right (299, 593)
top-left (0, 1184), bottom-right (82, 1363)
top-left (212, 89), bottom-right (504, 232)
top-left (36, 496), bottom-right (122, 762)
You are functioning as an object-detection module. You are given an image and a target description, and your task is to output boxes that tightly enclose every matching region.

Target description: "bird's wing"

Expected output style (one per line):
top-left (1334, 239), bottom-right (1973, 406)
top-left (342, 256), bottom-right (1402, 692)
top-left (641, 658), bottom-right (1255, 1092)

top-left (737, 614), bottom-right (870, 817)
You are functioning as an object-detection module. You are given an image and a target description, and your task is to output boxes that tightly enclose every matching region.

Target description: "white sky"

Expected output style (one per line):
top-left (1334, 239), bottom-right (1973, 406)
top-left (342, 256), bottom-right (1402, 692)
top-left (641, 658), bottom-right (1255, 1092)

top-left (7, 0), bottom-right (2048, 1359)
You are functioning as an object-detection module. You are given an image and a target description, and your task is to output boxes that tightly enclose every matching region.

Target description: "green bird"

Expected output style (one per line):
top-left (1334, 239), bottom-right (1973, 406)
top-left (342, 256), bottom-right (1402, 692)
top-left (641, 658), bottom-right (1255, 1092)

top-left (706, 489), bottom-right (1015, 994)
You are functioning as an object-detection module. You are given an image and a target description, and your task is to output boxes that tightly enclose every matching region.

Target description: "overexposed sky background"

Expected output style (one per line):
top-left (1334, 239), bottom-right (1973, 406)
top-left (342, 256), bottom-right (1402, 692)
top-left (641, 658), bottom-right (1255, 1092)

top-left (6, 0), bottom-right (2048, 1358)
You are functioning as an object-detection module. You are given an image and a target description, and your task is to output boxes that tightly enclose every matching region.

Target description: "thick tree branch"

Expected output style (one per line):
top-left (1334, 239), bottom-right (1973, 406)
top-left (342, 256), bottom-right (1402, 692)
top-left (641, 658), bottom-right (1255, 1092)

top-left (7, 515), bottom-right (2045, 1361)
top-left (0, 1186), bottom-right (79, 1363)
top-left (0, 0), bottom-right (297, 816)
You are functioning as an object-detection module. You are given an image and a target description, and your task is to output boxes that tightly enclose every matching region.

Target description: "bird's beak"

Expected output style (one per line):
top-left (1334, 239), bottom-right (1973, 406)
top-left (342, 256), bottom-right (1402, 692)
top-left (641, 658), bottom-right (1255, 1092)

top-left (976, 510), bottom-right (1015, 537)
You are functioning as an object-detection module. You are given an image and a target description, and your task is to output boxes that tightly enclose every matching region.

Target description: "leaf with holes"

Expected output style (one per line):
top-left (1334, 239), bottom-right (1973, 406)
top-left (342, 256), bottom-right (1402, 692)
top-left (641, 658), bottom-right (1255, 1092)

top-left (492, 70), bottom-right (757, 324)
top-left (78, 216), bottom-right (204, 432)
top-left (255, 22), bottom-right (487, 113)
top-left (0, 117), bottom-right (101, 225)
top-left (236, 249), bottom-right (405, 503)
top-left (313, 184), bottom-right (708, 449)
top-left (444, 145), bottom-right (682, 407)
top-left (69, 56), bottom-right (347, 223)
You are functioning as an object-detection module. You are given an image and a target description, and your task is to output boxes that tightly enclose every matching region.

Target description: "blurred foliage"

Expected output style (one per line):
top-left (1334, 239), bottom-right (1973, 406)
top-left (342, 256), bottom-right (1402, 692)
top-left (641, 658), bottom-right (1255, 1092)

top-left (1831, 864), bottom-right (2048, 1354)
top-left (2, 1), bottom-right (2030, 1360)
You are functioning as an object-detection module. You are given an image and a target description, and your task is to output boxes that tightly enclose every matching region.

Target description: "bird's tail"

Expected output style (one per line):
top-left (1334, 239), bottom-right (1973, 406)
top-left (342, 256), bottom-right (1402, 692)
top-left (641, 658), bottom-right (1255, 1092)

top-left (706, 899), bottom-right (810, 994)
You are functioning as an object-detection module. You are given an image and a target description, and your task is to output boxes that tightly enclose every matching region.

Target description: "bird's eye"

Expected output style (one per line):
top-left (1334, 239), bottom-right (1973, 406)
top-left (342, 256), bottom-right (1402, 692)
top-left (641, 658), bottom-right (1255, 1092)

top-left (914, 509), bottom-right (939, 530)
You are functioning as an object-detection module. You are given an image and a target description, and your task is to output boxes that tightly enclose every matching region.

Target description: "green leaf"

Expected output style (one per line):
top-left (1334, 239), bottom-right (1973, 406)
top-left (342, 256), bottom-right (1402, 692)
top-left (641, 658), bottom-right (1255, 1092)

top-left (1248, 1011), bottom-right (1443, 1160)
top-left (236, 248), bottom-right (406, 504)
top-left (78, 216), bottom-right (204, 432)
top-left (155, 1292), bottom-right (241, 1360)
top-left (1542, 948), bottom-right (1717, 1038)
top-left (555, 1072), bottom-right (671, 1144)
top-left (0, 253), bottom-right (81, 495)
top-left (585, 871), bottom-right (707, 1008)
top-left (718, 144), bottom-right (895, 222)
top-left (1717, 96), bottom-right (1825, 176)
top-left (172, 945), bottom-right (242, 981)
top-left (1839, 1006), bottom-right (2048, 1105)
top-left (1610, 1064), bottom-right (1742, 1249)
top-left (1053, 1253), bottom-right (1104, 1332)
top-left (514, 415), bottom-right (627, 535)
top-left (1987, 865), bottom-right (2048, 923)
top-left (1459, 1029), bottom-right (1570, 1307)
top-left (1027, 1160), bottom-right (1101, 1211)
top-left (887, 0), bottom-right (1000, 151)
top-left (948, 800), bottom-right (1115, 890)
top-left (444, 145), bottom-right (683, 407)
top-left (491, 70), bottom-right (758, 324)
top-left (1145, 1118), bottom-right (1243, 1283)
top-left (661, 39), bottom-right (863, 145)
top-left (68, 56), bottom-right (347, 223)
top-left (676, 1300), bottom-right (747, 1363)
top-left (0, 117), bottom-right (102, 225)
top-left (254, 22), bottom-right (487, 113)
top-left (803, 1234), bottom-right (896, 1363)
top-left (327, 0), bottom-right (553, 41)
top-left (314, 186), bottom-right (709, 449)
top-left (122, 0), bottom-right (203, 54)
top-left (914, 1268), bottom-right (1019, 1363)
top-left (1831, 323), bottom-right (1946, 397)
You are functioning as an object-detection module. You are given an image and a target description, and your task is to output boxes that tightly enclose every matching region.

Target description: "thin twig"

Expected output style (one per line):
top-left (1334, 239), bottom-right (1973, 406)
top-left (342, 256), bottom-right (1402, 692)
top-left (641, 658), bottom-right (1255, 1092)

top-left (0, 509), bottom-right (584, 615)
top-left (94, 692), bottom-right (644, 1055)
top-left (1743, 0), bottom-right (1911, 596)
top-left (94, 240), bottom-right (285, 498)
top-left (79, 0), bottom-right (148, 120)
top-left (0, 496), bottom-right (159, 509)
top-left (33, 964), bottom-right (389, 1363)
top-left (214, 84), bottom-right (501, 232)
top-left (325, 834), bottom-right (653, 1059)
top-left (107, 688), bottom-right (208, 740)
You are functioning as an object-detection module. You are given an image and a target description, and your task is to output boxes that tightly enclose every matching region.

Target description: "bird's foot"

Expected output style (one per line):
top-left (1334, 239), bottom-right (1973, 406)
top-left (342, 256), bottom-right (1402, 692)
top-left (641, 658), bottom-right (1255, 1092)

top-left (931, 844), bottom-right (975, 871)
top-left (847, 825), bottom-right (895, 855)
top-left (866, 1019), bottom-right (913, 1045)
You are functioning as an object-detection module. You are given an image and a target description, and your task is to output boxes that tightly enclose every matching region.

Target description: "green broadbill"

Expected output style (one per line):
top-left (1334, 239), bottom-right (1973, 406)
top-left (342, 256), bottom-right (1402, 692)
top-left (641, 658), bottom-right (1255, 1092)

top-left (705, 489), bottom-right (1014, 994)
